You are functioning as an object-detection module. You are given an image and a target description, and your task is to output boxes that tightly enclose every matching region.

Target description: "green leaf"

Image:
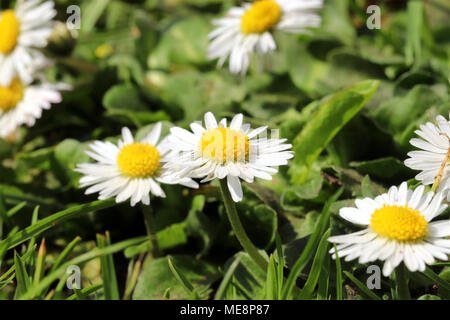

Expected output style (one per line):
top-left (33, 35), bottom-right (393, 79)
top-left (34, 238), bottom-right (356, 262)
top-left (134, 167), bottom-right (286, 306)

top-left (289, 80), bottom-right (379, 183)
top-left (103, 84), bottom-right (170, 126)
top-left (282, 188), bottom-right (343, 299)
top-left (14, 251), bottom-right (31, 299)
top-left (81, 0), bottom-right (111, 34)
top-left (417, 294), bottom-right (441, 300)
top-left (223, 252), bottom-right (267, 300)
top-left (97, 232), bottom-right (119, 300)
top-left (298, 229), bottom-right (331, 299)
top-left (371, 85), bottom-right (446, 148)
top-left (350, 157), bottom-right (415, 182)
top-left (334, 244), bottom-right (343, 300)
top-left (405, 0), bottom-right (424, 65)
top-left (214, 255), bottom-right (242, 300)
top-left (52, 139), bottom-right (90, 188)
top-left (168, 256), bottom-right (195, 295)
top-left (148, 16), bottom-right (211, 68)
top-left (265, 254), bottom-right (278, 300)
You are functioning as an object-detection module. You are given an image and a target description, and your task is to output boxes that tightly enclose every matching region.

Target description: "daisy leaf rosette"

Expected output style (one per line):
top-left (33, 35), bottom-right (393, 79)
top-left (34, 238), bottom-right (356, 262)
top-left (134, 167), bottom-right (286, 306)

top-left (329, 182), bottom-right (450, 277)
top-left (0, 0), bottom-right (57, 86)
top-left (208, 0), bottom-right (323, 75)
top-left (0, 76), bottom-right (69, 138)
top-left (75, 123), bottom-right (199, 207)
top-left (404, 114), bottom-right (450, 200)
top-left (165, 112), bottom-right (294, 202)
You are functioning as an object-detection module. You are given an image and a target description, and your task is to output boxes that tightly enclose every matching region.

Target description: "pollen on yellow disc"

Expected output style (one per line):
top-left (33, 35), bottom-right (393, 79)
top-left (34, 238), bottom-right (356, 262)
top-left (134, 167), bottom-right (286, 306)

top-left (0, 10), bottom-right (20, 54)
top-left (200, 127), bottom-right (249, 163)
top-left (117, 143), bottom-right (161, 178)
top-left (0, 78), bottom-right (24, 113)
top-left (241, 0), bottom-right (282, 35)
top-left (370, 205), bottom-right (428, 242)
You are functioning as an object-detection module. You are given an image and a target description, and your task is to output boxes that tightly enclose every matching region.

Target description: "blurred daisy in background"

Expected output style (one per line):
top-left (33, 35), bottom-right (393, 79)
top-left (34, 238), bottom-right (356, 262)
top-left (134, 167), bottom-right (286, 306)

top-left (75, 124), bottom-right (199, 207)
top-left (207, 0), bottom-right (323, 75)
top-left (0, 76), bottom-right (68, 139)
top-left (0, 0), bottom-right (56, 86)
top-left (166, 112), bottom-right (294, 202)
top-left (404, 115), bottom-right (450, 200)
top-left (329, 182), bottom-right (450, 277)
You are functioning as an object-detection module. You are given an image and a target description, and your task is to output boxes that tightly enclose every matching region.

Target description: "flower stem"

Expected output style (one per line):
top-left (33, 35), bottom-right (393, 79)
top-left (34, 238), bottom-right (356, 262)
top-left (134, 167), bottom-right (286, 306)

top-left (141, 205), bottom-right (161, 257)
top-left (219, 179), bottom-right (268, 271)
top-left (395, 263), bottom-right (411, 300)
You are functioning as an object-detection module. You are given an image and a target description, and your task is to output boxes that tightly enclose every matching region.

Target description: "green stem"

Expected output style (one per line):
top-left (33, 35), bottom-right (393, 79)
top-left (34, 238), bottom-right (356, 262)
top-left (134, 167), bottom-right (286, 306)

top-left (395, 263), bottom-right (411, 300)
top-left (219, 179), bottom-right (267, 271)
top-left (141, 205), bottom-right (161, 257)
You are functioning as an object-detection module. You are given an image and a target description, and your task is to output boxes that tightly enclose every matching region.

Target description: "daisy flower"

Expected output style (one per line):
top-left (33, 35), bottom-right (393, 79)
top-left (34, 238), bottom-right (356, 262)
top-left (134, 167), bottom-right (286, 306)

top-left (75, 124), bottom-right (199, 207)
top-left (0, 77), bottom-right (67, 138)
top-left (0, 0), bottom-right (57, 86)
top-left (404, 115), bottom-right (450, 200)
top-left (166, 112), bottom-right (294, 202)
top-left (207, 0), bottom-right (323, 75)
top-left (328, 182), bottom-right (450, 277)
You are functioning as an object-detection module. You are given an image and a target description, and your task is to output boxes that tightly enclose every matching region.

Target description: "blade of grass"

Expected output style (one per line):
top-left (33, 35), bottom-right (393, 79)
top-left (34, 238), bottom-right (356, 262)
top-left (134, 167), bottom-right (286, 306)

top-left (265, 254), bottom-right (278, 300)
top-left (214, 255), bottom-right (242, 300)
top-left (6, 201), bottom-right (27, 218)
top-left (0, 227), bottom-right (18, 269)
top-left (14, 251), bottom-right (31, 299)
top-left (281, 188), bottom-right (343, 299)
top-left (423, 267), bottom-right (450, 292)
top-left (334, 243), bottom-right (343, 300)
top-left (67, 283), bottom-right (103, 300)
top-left (19, 235), bottom-right (148, 300)
top-left (33, 238), bottom-right (46, 286)
top-left (25, 206), bottom-right (40, 260)
top-left (97, 232), bottom-right (119, 300)
top-left (0, 190), bottom-right (6, 239)
top-left (50, 236), bottom-right (82, 273)
top-left (0, 198), bottom-right (116, 250)
top-left (275, 234), bottom-right (284, 299)
top-left (123, 258), bottom-right (142, 300)
top-left (317, 248), bottom-right (330, 300)
top-left (0, 244), bottom-right (34, 283)
top-left (167, 256), bottom-right (195, 295)
top-left (298, 229), bottom-right (331, 299)
top-left (344, 271), bottom-right (381, 300)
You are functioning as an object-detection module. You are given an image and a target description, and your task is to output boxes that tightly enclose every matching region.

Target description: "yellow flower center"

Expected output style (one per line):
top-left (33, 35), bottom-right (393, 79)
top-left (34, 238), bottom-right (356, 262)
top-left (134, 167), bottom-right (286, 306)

top-left (0, 78), bottom-right (24, 113)
top-left (117, 143), bottom-right (161, 178)
top-left (241, 0), bottom-right (282, 34)
top-left (200, 127), bottom-right (249, 163)
top-left (0, 10), bottom-right (20, 54)
top-left (370, 205), bottom-right (428, 242)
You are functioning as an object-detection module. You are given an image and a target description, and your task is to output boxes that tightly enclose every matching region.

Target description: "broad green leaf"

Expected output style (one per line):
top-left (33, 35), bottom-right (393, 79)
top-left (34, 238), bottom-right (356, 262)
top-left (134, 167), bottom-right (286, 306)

top-left (52, 139), bottom-right (90, 188)
top-left (148, 16), bottom-right (211, 68)
top-left (289, 80), bottom-right (379, 184)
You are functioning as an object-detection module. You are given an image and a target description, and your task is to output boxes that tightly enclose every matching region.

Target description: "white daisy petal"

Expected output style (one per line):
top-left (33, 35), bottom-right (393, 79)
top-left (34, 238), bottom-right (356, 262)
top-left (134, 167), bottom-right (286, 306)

top-left (227, 175), bottom-right (243, 202)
